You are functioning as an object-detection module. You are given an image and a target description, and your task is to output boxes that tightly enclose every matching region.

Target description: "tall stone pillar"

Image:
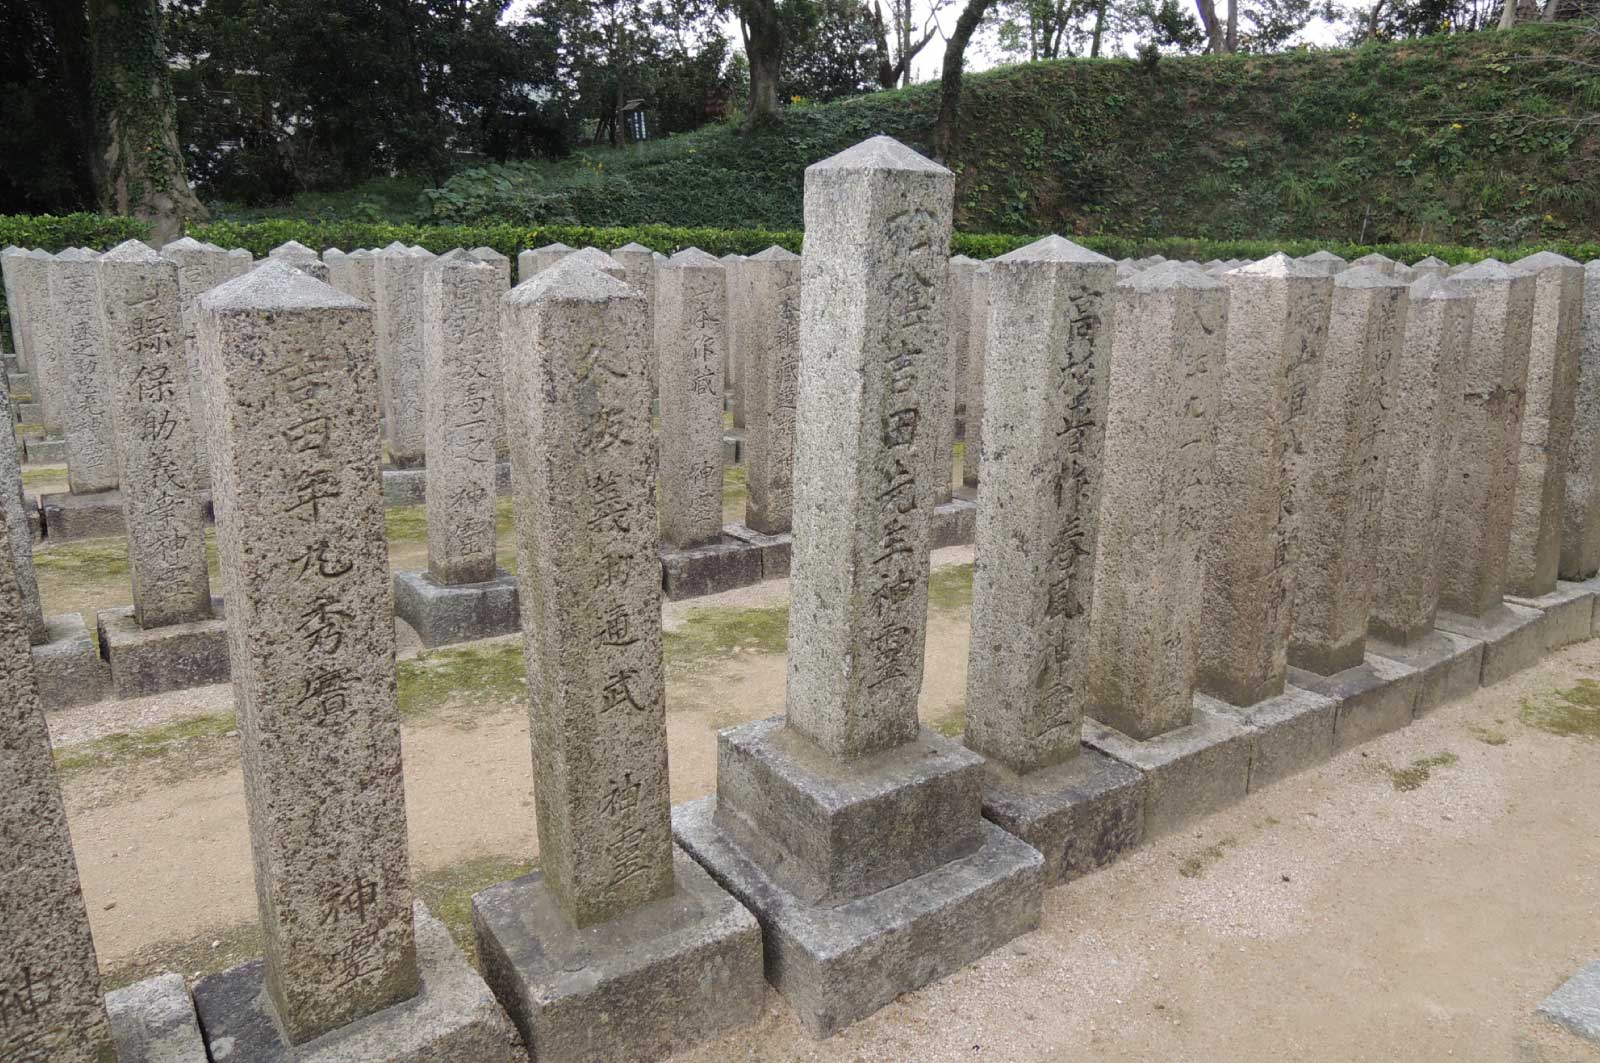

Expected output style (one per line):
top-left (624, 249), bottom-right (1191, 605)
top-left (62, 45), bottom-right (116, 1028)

top-left (1288, 267), bottom-right (1410, 676)
top-left (373, 243), bottom-right (435, 469)
top-left (19, 251), bottom-right (59, 434)
top-left (723, 253), bottom-right (748, 430)
top-left (655, 248), bottom-right (727, 550)
top-left (1563, 260), bottom-right (1600, 580)
top-left (471, 256), bottom-right (762, 1063)
top-left (326, 247), bottom-right (376, 305)
top-left (2, 247), bottom-right (34, 371)
top-left (192, 261), bottom-right (519, 1057)
top-left (0, 489), bottom-right (116, 1062)
top-left (1, 389), bottom-right (45, 643)
top-left (961, 264), bottom-right (991, 488)
top-left (163, 236), bottom-right (244, 493)
top-left (740, 246), bottom-right (801, 535)
top-left (51, 249), bottom-right (120, 493)
top-left (516, 242), bottom-right (573, 283)
top-left (673, 136), bottom-right (1042, 1040)
top-left (946, 254), bottom-right (979, 451)
top-left (468, 246), bottom-right (511, 288)
top-left (1506, 252), bottom-right (1584, 596)
top-left (392, 251), bottom-right (519, 647)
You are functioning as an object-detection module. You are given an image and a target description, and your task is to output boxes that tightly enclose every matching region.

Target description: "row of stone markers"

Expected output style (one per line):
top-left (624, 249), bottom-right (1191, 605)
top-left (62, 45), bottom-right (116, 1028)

top-left (3, 131), bottom-right (1600, 1061)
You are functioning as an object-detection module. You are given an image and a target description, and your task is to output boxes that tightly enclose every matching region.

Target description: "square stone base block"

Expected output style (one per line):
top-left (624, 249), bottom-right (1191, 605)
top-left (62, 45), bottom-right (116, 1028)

top-left (1507, 581), bottom-right (1598, 654)
top-left (193, 901), bottom-right (523, 1062)
top-left (381, 462), bottom-right (513, 507)
top-left (23, 436), bottom-right (65, 463)
top-left (724, 522), bottom-right (793, 579)
top-left (1537, 959), bottom-right (1600, 1047)
top-left (1204, 686), bottom-right (1337, 792)
top-left (1368, 629), bottom-right (1484, 716)
top-left (722, 434), bottom-right (742, 465)
top-left (661, 536), bottom-right (764, 600)
top-left (931, 497), bottom-right (977, 549)
top-left (393, 569), bottom-right (520, 648)
top-left (107, 972), bottom-right (208, 1062)
top-left (979, 746), bottom-right (1146, 886)
top-left (25, 493), bottom-right (40, 542)
top-left (40, 489), bottom-right (125, 541)
top-left (31, 612), bottom-right (109, 709)
top-left (1437, 602), bottom-right (1546, 686)
top-left (1289, 654), bottom-right (1423, 754)
top-left (1083, 703), bottom-right (1254, 840)
top-left (472, 848), bottom-right (762, 1063)
top-left (97, 599), bottom-right (229, 699)
top-left (673, 796), bottom-right (1042, 1040)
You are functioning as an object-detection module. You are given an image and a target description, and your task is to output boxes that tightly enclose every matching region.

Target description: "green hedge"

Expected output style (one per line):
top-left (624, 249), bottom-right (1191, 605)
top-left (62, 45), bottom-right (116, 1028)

top-left (4, 212), bottom-right (1597, 354)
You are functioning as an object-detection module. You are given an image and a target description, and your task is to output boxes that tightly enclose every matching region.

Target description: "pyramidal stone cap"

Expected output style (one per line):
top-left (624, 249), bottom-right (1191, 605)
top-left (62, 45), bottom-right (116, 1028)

top-left (667, 247), bottom-right (722, 268)
top-left (469, 246), bottom-right (507, 261)
top-left (25, 248), bottom-right (53, 260)
top-left (268, 239), bottom-right (317, 258)
top-left (101, 238), bottom-right (162, 261)
top-left (994, 233), bottom-right (1112, 265)
top-left (533, 241), bottom-right (574, 254)
top-left (505, 256), bottom-right (640, 307)
top-left (568, 246), bottom-right (625, 273)
top-left (750, 245), bottom-right (800, 262)
top-left (200, 257), bottom-right (367, 313)
top-left (1229, 251), bottom-right (1326, 279)
top-left (161, 236), bottom-right (209, 253)
top-left (1122, 259), bottom-right (1225, 291)
top-left (1411, 255), bottom-right (1448, 269)
top-left (432, 247), bottom-right (488, 268)
top-left (612, 242), bottom-right (652, 254)
top-left (1335, 264), bottom-right (1409, 288)
top-left (56, 247), bottom-right (99, 262)
top-left (807, 134), bottom-right (952, 176)
top-left (1453, 258), bottom-right (1515, 282)
top-left (1514, 250), bottom-right (1582, 272)
top-left (349, 248), bottom-right (374, 259)
top-left (950, 253), bottom-right (981, 266)
top-left (1409, 272), bottom-right (1468, 301)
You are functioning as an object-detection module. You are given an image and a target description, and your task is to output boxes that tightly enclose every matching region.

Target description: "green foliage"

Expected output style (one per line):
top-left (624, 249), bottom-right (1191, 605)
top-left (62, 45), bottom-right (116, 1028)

top-left (417, 25), bottom-right (1598, 247)
top-left (0, 212), bottom-right (151, 251)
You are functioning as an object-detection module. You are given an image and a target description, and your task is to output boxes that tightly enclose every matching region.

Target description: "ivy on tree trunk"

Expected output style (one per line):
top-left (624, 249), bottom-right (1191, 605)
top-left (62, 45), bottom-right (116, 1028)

top-left (934, 0), bottom-right (993, 163)
top-left (90, 0), bottom-right (206, 244)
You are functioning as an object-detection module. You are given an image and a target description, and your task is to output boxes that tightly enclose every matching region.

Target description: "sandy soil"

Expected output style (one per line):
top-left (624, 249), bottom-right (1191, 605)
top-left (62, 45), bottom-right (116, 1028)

top-left (41, 540), bottom-right (1600, 1061)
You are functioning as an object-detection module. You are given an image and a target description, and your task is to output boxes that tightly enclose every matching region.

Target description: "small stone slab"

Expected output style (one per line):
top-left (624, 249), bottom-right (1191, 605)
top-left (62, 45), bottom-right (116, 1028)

top-left (30, 612), bottom-right (108, 709)
top-left (1204, 687), bottom-right (1337, 792)
top-left (23, 436), bottom-right (65, 464)
top-left (1368, 629), bottom-right (1485, 716)
top-left (1537, 960), bottom-right (1600, 1046)
top-left (194, 902), bottom-right (523, 1062)
top-left (723, 523), bottom-right (792, 579)
top-left (392, 569), bottom-right (519, 648)
top-left (1083, 703), bottom-right (1254, 839)
top-left (1289, 654), bottom-right (1423, 753)
top-left (674, 796), bottom-right (1043, 1040)
top-left (1436, 601), bottom-right (1546, 686)
top-left (714, 717), bottom-right (985, 906)
top-left (931, 496), bottom-right (977, 548)
top-left (107, 972), bottom-right (208, 1063)
top-left (472, 848), bottom-right (763, 1063)
top-left (979, 745), bottom-right (1146, 885)
top-left (660, 535), bottom-right (764, 600)
top-left (382, 467), bottom-right (427, 507)
top-left (1506, 580), bottom-right (1597, 654)
top-left (97, 598), bottom-right (230, 699)
top-left (39, 490), bottom-right (125, 541)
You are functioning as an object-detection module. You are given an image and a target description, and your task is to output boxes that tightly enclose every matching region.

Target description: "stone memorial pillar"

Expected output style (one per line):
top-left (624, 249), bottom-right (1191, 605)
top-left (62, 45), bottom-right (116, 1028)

top-left (1296, 249), bottom-right (1347, 276)
top-left (94, 241), bottom-right (230, 698)
top-left (190, 260), bottom-right (519, 1058)
top-left (734, 246), bottom-right (801, 550)
top-left (163, 236), bottom-right (243, 493)
top-left (962, 263), bottom-right (991, 489)
top-left (723, 253), bottom-right (747, 430)
top-left (1348, 252), bottom-right (1397, 275)
top-left (392, 251), bottom-right (519, 647)
top-left (1563, 260), bottom-right (1600, 581)
top-left (0, 491), bottom-right (117, 1062)
top-left (1411, 255), bottom-right (1450, 277)
top-left (468, 246), bottom-right (512, 288)
top-left (1366, 276), bottom-right (1485, 713)
top-left (673, 136), bottom-right (1042, 1040)
top-left (1434, 260), bottom-right (1543, 684)
top-left (19, 251), bottom-right (60, 442)
top-left (2, 247), bottom-right (33, 372)
top-left (516, 242), bottom-right (572, 283)
top-left (466, 247), bottom-right (513, 459)
top-left (1505, 252), bottom-right (1584, 597)
top-left (945, 253), bottom-right (978, 452)
top-left (611, 242), bottom-right (660, 393)
top-left (326, 247), bottom-right (376, 305)
top-left (1283, 266), bottom-right (1426, 748)
top-left (1, 390), bottom-right (45, 644)
top-left (52, 249), bottom-right (120, 494)
top-left (374, 242), bottom-right (435, 470)
top-left (267, 239), bottom-right (319, 267)
top-left (472, 257), bottom-right (761, 1063)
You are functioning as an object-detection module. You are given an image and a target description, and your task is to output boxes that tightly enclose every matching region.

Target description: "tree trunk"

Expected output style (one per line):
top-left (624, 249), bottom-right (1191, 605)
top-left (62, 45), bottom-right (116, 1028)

top-left (872, 1), bottom-right (899, 89)
top-left (88, 0), bottom-right (206, 244)
top-left (1539, 0), bottom-right (1559, 20)
top-left (1224, 0), bottom-right (1238, 51)
top-left (1195, 0), bottom-right (1225, 52)
top-left (933, 0), bottom-right (992, 163)
top-left (741, 0), bottom-right (783, 130)
top-left (1090, 0), bottom-right (1108, 56)
top-left (1498, 0), bottom-right (1518, 29)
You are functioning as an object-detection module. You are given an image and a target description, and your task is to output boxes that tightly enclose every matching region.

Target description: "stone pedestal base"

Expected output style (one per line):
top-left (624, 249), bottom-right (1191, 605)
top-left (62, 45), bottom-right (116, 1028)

top-left (1507, 581), bottom-right (1598, 654)
top-left (472, 849), bottom-right (763, 1063)
top-left (393, 569), bottom-right (520, 647)
top-left (22, 436), bottom-right (64, 463)
top-left (1204, 686), bottom-right (1338, 791)
top-left (722, 435), bottom-right (742, 465)
top-left (979, 746), bottom-right (1146, 886)
top-left (14, 400), bottom-right (40, 424)
top-left (25, 493), bottom-right (40, 542)
top-left (724, 523), bottom-right (793, 579)
top-left (931, 497), bottom-right (977, 548)
top-left (107, 972), bottom-right (208, 1062)
top-left (1437, 602), bottom-right (1546, 686)
top-left (1289, 654), bottom-right (1423, 753)
top-left (674, 797), bottom-right (1042, 1040)
top-left (193, 902), bottom-right (523, 1062)
top-left (31, 612), bottom-right (109, 709)
top-left (382, 462), bottom-right (512, 507)
top-left (1083, 703), bottom-right (1254, 839)
top-left (40, 489), bottom-right (125, 541)
top-left (97, 600), bottom-right (230, 699)
top-left (1368, 629), bottom-right (1484, 716)
top-left (660, 536), bottom-right (764, 600)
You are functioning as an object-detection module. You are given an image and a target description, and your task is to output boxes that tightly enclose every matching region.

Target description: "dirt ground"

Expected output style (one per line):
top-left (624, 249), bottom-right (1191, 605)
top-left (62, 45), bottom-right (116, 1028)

top-left (31, 502), bottom-right (1600, 1061)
